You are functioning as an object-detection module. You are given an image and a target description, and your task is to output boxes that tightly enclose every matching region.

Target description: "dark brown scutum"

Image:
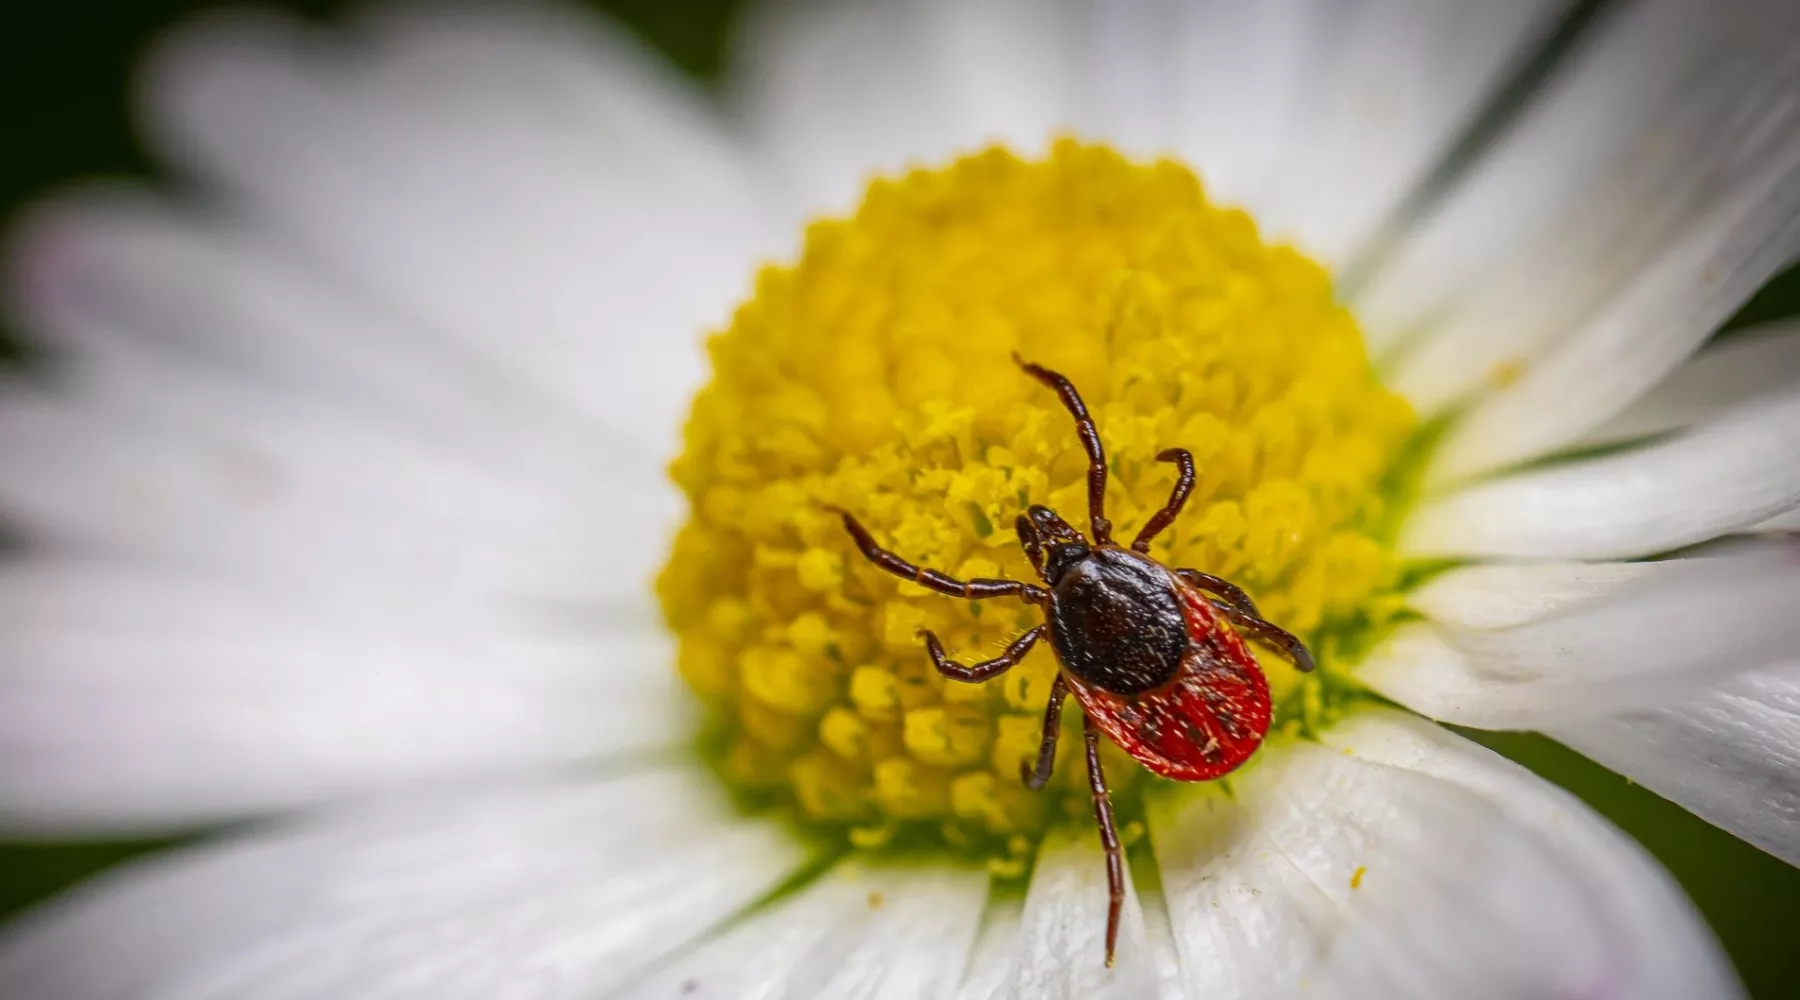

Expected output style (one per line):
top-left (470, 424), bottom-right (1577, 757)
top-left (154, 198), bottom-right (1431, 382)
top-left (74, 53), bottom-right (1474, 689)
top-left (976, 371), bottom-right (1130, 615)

top-left (1045, 548), bottom-right (1186, 695)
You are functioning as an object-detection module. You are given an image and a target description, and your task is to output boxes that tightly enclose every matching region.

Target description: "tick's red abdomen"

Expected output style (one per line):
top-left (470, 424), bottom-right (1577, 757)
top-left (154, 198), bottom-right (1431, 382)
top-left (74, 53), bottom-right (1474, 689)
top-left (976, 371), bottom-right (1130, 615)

top-left (1065, 574), bottom-right (1274, 781)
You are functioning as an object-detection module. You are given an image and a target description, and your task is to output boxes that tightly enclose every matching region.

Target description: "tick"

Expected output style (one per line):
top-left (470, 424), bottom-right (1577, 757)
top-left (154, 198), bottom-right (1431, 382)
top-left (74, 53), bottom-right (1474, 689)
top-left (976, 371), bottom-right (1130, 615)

top-left (831, 355), bottom-right (1314, 967)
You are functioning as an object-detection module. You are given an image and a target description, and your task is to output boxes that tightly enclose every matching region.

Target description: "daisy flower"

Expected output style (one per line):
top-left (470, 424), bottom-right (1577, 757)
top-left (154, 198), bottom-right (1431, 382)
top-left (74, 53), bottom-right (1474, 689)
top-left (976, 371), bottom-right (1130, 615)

top-left (3, 1), bottom-right (1798, 997)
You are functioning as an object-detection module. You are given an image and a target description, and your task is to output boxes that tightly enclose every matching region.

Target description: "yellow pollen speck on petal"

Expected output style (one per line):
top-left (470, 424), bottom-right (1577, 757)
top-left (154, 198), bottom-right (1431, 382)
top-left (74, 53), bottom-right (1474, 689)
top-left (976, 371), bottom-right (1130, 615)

top-left (1351, 865), bottom-right (1367, 889)
top-left (659, 140), bottom-right (1414, 855)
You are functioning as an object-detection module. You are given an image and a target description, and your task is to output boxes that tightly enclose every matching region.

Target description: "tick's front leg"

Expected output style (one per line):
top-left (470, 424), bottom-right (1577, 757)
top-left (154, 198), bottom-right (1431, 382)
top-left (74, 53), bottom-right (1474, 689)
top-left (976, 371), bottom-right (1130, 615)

top-left (919, 625), bottom-right (1045, 683)
top-left (832, 507), bottom-right (1046, 603)
top-left (1132, 448), bottom-right (1196, 553)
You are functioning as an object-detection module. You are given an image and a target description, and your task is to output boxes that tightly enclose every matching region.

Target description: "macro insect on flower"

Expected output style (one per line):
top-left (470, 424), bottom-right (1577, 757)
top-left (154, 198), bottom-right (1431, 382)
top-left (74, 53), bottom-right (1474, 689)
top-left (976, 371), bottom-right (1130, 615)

top-left (833, 355), bottom-right (1315, 966)
top-left (2, 1), bottom-right (1797, 997)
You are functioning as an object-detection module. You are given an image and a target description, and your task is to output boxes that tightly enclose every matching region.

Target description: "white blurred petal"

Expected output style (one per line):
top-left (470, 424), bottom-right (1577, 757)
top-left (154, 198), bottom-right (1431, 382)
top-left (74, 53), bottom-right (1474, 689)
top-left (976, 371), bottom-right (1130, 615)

top-left (142, 4), bottom-right (774, 455)
top-left (632, 863), bottom-right (987, 1000)
top-left (1150, 711), bottom-right (1738, 1000)
top-left (1010, 820), bottom-right (1160, 999)
top-left (1419, 138), bottom-right (1800, 484)
top-left (1364, 545), bottom-right (1800, 728)
top-left (1552, 660), bottom-right (1800, 866)
top-left (731, 0), bottom-right (1098, 223)
top-left (1170, 0), bottom-right (1560, 264)
top-left (1360, 0), bottom-right (1800, 380)
top-left (0, 353), bottom-right (666, 615)
top-left (6, 191), bottom-right (632, 493)
top-left (1401, 389), bottom-right (1800, 560)
top-left (0, 560), bottom-right (687, 835)
top-left (0, 768), bottom-right (809, 1000)
top-left (1575, 319), bottom-right (1800, 448)
top-left (1405, 560), bottom-right (1656, 632)
top-left (734, 0), bottom-right (1555, 264)
top-left (1753, 507), bottom-right (1800, 533)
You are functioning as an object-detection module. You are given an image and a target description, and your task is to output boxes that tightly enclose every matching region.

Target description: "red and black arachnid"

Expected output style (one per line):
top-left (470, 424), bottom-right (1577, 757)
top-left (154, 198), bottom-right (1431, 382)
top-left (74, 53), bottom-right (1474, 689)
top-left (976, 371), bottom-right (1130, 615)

top-left (831, 355), bottom-right (1314, 967)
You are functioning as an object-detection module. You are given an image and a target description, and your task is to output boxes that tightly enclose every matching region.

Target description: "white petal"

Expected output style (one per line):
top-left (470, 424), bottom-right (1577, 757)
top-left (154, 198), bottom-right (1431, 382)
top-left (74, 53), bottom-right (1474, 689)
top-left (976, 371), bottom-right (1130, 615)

top-left (1136, 887), bottom-right (1193, 1000)
top-left (952, 838), bottom-right (1193, 999)
top-left (1551, 660), bottom-right (1800, 866)
top-left (1575, 319), bottom-right (1800, 448)
top-left (1753, 506), bottom-right (1800, 533)
top-left (1324, 712), bottom-right (1738, 998)
top-left (1419, 136), bottom-right (1800, 484)
top-left (734, 0), bottom-right (1557, 265)
top-left (0, 768), bottom-right (809, 1000)
top-left (731, 0), bottom-right (1094, 222)
top-left (143, 5), bottom-right (773, 454)
top-left (1010, 820), bottom-right (1160, 999)
top-left (624, 868), bottom-right (863, 1000)
top-left (0, 560), bottom-right (688, 835)
top-left (1405, 560), bottom-right (1656, 632)
top-left (631, 863), bottom-right (988, 1000)
top-left (1360, 0), bottom-right (1800, 376)
top-left (1171, 0), bottom-right (1561, 265)
top-left (1150, 711), bottom-right (1738, 1000)
top-left (767, 864), bottom-right (986, 1000)
top-left (6, 190), bottom-right (632, 492)
top-left (1401, 388), bottom-right (1800, 560)
top-left (1364, 544), bottom-right (1800, 728)
top-left (0, 352), bottom-right (668, 616)
top-left (954, 898), bottom-right (1024, 1000)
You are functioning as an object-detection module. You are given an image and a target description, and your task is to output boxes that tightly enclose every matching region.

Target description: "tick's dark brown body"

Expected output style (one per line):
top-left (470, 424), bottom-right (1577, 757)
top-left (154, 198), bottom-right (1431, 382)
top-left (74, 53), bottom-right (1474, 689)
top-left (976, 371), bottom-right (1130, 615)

top-left (833, 356), bottom-right (1314, 967)
top-left (1047, 546), bottom-right (1187, 695)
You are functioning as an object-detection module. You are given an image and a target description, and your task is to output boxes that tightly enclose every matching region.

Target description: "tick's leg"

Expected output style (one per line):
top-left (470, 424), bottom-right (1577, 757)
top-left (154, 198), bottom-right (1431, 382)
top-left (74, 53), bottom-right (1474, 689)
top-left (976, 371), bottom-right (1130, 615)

top-left (832, 507), bottom-right (1046, 604)
top-left (1015, 514), bottom-right (1047, 581)
top-left (1175, 568), bottom-right (1261, 618)
top-left (1209, 599), bottom-right (1316, 673)
top-left (1020, 673), bottom-right (1069, 789)
top-left (921, 625), bottom-right (1045, 683)
top-left (1015, 355), bottom-right (1112, 545)
top-left (1132, 448), bottom-right (1195, 554)
top-left (1084, 713), bottom-right (1125, 969)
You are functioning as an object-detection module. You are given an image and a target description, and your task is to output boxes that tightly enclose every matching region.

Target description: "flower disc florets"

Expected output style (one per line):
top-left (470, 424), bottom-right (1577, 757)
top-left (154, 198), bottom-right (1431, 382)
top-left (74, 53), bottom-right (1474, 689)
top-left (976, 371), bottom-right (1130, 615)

top-left (658, 141), bottom-right (1414, 862)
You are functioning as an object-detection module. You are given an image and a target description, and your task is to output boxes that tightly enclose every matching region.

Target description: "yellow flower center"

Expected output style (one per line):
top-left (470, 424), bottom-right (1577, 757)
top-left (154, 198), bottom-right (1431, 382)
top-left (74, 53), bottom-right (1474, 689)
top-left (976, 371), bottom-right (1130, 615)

top-left (658, 141), bottom-right (1415, 865)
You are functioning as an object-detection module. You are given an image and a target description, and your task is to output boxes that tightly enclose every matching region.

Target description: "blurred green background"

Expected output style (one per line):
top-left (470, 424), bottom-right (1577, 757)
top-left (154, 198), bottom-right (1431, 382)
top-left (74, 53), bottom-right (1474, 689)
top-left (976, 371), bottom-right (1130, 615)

top-left (1, 2), bottom-right (1796, 997)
